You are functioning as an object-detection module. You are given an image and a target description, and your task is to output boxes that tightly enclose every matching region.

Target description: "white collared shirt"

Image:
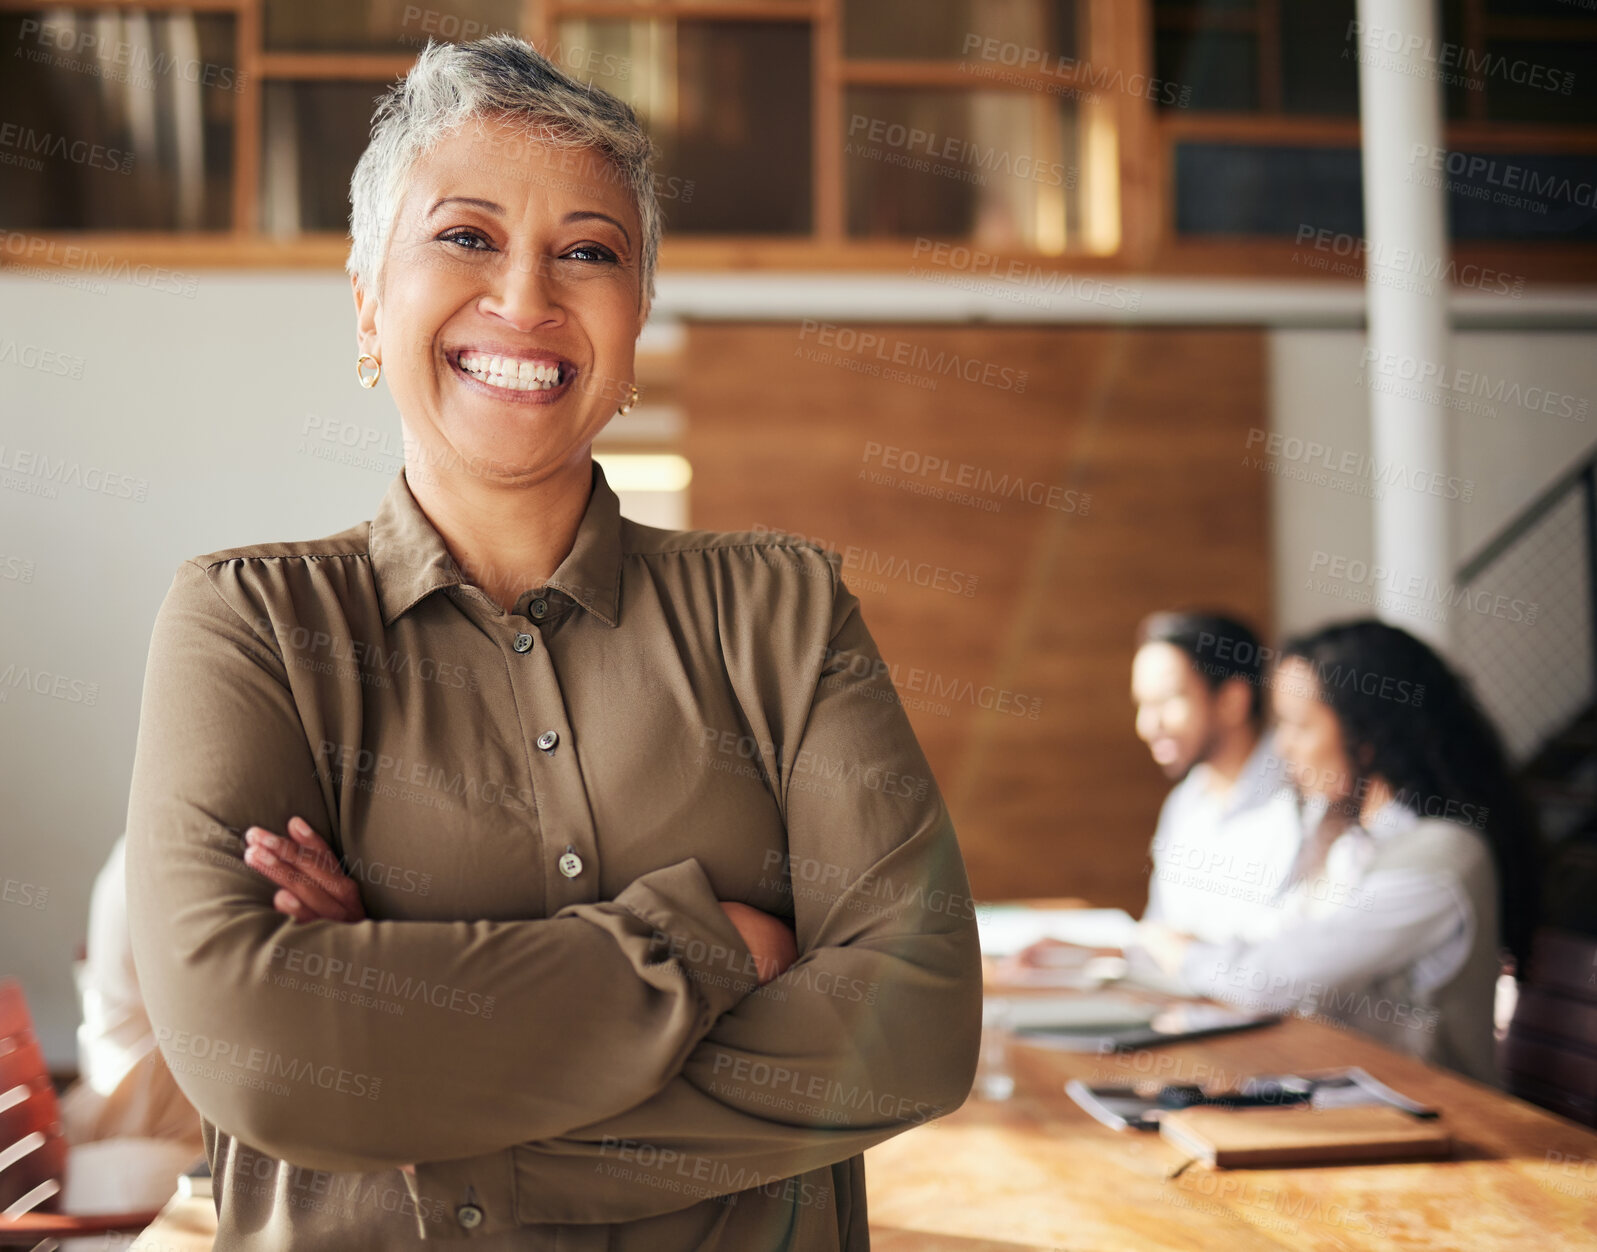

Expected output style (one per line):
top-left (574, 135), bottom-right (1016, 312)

top-left (1141, 734), bottom-right (1305, 945)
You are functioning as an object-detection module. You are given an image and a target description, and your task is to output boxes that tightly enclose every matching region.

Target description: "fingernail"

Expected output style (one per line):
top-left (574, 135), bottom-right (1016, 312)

top-left (247, 847), bottom-right (278, 867)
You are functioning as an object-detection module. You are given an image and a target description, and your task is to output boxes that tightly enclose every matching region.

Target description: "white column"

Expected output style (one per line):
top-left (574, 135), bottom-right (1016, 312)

top-left (1355, 0), bottom-right (1454, 651)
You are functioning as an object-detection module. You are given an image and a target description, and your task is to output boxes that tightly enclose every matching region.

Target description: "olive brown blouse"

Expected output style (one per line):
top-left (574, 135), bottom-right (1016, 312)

top-left (124, 459), bottom-right (983, 1250)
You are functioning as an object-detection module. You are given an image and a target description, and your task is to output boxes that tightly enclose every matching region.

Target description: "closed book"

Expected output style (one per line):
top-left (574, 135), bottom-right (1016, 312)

top-left (1159, 1104), bottom-right (1452, 1168)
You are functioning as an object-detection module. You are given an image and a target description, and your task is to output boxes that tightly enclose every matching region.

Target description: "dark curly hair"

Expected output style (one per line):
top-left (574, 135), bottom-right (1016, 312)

top-left (1279, 619), bottom-right (1541, 971)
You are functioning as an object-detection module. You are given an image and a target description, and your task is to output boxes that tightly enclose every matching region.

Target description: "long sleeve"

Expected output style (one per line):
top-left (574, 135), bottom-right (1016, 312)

top-left (406, 567), bottom-right (985, 1233)
top-left (1180, 861), bottom-right (1474, 1015)
top-left (124, 560), bottom-right (763, 1177)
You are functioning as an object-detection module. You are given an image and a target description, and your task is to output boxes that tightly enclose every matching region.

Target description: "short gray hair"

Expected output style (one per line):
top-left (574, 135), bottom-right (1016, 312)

top-left (346, 35), bottom-right (660, 313)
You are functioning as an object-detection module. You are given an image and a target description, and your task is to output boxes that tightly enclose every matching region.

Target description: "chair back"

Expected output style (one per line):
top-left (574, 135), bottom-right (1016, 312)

top-left (1502, 928), bottom-right (1597, 1126)
top-left (0, 977), bottom-right (68, 1218)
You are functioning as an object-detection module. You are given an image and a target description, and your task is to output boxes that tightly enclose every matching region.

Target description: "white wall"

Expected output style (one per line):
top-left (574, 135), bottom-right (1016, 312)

top-left (1269, 329), bottom-right (1597, 758)
top-left (1270, 329), bottom-right (1597, 634)
top-left (2, 273), bottom-right (397, 1062)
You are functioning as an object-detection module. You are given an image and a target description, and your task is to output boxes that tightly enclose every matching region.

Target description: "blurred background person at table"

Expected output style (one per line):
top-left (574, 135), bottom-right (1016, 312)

top-left (55, 833), bottom-right (205, 1210)
top-left (58, 832), bottom-right (202, 1151)
top-left (1008, 611), bottom-right (1304, 975)
top-left (1128, 611), bottom-right (1305, 948)
top-left (1142, 619), bottom-right (1541, 1087)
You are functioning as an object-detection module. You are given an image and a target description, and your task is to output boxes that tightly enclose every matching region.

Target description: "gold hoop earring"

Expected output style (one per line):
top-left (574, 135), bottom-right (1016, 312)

top-left (617, 383), bottom-right (640, 416)
top-left (356, 354), bottom-right (381, 389)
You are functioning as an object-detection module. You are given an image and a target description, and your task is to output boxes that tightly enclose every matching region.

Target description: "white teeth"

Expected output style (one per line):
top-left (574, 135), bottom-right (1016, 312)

top-left (456, 351), bottom-right (564, 392)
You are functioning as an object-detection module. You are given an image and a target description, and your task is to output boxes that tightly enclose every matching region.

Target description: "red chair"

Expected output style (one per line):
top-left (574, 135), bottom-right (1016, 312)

top-left (0, 978), bottom-right (163, 1247)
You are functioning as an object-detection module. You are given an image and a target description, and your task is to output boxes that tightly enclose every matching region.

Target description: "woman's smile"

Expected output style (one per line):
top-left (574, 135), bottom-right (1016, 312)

top-left (447, 344), bottom-right (578, 404)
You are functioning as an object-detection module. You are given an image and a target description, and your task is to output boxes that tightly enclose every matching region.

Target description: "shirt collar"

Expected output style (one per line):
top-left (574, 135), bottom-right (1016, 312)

top-left (369, 460), bottom-right (622, 628)
top-left (1226, 734), bottom-right (1283, 813)
top-left (1184, 733), bottom-right (1282, 818)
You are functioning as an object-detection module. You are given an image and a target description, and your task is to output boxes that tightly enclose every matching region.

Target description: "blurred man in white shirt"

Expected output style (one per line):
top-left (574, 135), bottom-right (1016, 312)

top-left (1130, 612), bottom-right (1305, 948)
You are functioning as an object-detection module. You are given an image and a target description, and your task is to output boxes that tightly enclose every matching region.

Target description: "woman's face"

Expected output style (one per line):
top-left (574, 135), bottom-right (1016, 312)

top-left (353, 113), bottom-right (646, 488)
top-left (1271, 658), bottom-right (1353, 803)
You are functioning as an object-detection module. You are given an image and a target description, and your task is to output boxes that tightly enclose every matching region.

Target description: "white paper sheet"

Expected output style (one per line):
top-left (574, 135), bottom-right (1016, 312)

top-left (974, 905), bottom-right (1138, 957)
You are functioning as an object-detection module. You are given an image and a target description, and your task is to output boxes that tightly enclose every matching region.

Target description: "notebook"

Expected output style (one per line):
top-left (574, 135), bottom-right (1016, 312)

top-left (1159, 1104), bottom-right (1452, 1168)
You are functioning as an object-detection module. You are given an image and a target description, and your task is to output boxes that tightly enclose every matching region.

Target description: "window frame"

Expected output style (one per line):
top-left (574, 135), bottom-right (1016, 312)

top-left (0, 0), bottom-right (1592, 283)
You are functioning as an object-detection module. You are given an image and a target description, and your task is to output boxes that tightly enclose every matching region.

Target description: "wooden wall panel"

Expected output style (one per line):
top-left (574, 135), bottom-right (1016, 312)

top-left (680, 323), bottom-right (1271, 912)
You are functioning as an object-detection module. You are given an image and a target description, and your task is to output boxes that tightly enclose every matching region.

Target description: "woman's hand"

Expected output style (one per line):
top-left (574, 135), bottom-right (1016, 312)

top-left (242, 817), bottom-right (366, 923)
top-left (1010, 937), bottom-right (1101, 967)
top-left (718, 901), bottom-right (798, 985)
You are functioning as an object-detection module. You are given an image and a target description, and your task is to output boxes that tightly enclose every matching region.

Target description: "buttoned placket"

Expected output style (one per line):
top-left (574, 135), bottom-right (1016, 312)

top-left (453, 585), bottom-right (602, 919)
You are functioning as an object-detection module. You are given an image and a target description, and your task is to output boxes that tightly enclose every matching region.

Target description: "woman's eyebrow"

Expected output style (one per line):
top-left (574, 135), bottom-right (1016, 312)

top-left (423, 200), bottom-right (630, 248)
top-left (565, 210), bottom-right (631, 248)
top-left (427, 195), bottom-right (504, 216)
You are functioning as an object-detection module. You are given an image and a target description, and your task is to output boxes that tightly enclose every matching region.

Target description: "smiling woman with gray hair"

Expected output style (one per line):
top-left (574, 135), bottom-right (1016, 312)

top-left (123, 33), bottom-right (981, 1252)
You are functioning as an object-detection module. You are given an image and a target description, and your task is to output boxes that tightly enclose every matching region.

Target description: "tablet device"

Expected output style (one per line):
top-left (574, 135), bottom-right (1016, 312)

top-left (1015, 1001), bottom-right (1281, 1053)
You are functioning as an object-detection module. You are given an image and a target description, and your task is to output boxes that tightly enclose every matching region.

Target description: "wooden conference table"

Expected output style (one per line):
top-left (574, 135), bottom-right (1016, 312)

top-left (868, 903), bottom-right (1597, 1252)
top-left (134, 917), bottom-right (1597, 1251)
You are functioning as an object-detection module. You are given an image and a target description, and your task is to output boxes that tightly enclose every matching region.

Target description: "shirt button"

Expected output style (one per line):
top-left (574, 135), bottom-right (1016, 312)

top-left (559, 851), bottom-right (584, 878)
top-left (536, 730), bottom-right (559, 752)
top-left (530, 597), bottom-right (549, 619)
top-left (513, 633), bottom-right (533, 653)
top-left (456, 1204), bottom-right (484, 1229)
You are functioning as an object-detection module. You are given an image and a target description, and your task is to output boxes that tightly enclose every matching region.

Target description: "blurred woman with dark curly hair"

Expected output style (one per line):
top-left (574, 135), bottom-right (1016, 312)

top-left (1137, 618), bottom-right (1540, 1086)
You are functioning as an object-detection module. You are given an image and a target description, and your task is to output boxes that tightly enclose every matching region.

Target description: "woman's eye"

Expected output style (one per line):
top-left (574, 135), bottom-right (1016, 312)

top-left (439, 229), bottom-right (492, 251)
top-left (563, 244), bottom-right (618, 264)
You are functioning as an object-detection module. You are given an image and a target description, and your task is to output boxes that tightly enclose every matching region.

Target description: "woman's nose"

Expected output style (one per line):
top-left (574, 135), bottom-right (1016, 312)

top-left (479, 252), bottom-right (563, 329)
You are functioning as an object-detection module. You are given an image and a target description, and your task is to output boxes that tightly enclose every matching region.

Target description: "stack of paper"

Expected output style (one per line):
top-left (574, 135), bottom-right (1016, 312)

top-left (975, 905), bottom-right (1138, 958)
